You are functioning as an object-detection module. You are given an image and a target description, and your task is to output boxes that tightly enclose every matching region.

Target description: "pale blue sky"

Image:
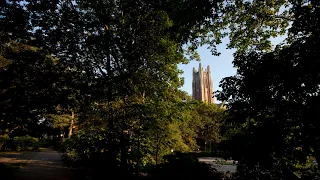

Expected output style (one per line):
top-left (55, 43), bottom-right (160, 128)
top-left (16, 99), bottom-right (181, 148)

top-left (178, 37), bottom-right (236, 102)
top-left (178, 36), bottom-right (287, 102)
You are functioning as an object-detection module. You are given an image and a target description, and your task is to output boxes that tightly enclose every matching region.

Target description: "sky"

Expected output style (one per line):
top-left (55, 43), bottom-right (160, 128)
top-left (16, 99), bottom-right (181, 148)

top-left (178, 37), bottom-right (236, 102)
top-left (178, 36), bottom-right (287, 103)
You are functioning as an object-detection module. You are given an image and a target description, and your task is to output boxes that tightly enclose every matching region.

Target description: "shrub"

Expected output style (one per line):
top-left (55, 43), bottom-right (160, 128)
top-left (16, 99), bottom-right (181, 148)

top-left (60, 138), bottom-right (74, 153)
top-left (145, 152), bottom-right (234, 179)
top-left (39, 139), bottom-right (51, 148)
top-left (39, 138), bottom-right (61, 149)
top-left (0, 135), bottom-right (10, 150)
top-left (60, 128), bottom-right (109, 170)
top-left (64, 128), bottom-right (108, 161)
top-left (12, 136), bottom-right (39, 151)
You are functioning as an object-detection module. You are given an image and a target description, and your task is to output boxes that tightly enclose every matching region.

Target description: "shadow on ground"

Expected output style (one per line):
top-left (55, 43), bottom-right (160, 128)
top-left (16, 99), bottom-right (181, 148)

top-left (0, 151), bottom-right (38, 163)
top-left (0, 148), bottom-right (72, 180)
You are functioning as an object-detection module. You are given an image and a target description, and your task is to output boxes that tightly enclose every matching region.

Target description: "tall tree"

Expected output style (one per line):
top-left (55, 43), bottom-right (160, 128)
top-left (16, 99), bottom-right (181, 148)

top-left (217, 0), bottom-right (320, 179)
top-left (22, 0), bottom-right (229, 175)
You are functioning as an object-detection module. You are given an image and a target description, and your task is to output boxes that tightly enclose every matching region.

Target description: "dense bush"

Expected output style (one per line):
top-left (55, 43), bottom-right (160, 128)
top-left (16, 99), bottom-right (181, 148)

top-left (39, 138), bottom-right (51, 148)
top-left (59, 138), bottom-right (74, 153)
top-left (39, 138), bottom-right (61, 149)
top-left (13, 136), bottom-right (39, 151)
top-left (1, 136), bottom-right (39, 151)
top-left (0, 135), bottom-right (10, 149)
top-left (61, 128), bottom-right (108, 167)
top-left (145, 152), bottom-right (234, 179)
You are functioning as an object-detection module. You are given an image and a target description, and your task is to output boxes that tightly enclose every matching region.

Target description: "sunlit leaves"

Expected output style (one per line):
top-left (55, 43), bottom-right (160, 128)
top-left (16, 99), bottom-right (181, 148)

top-left (216, 1), bottom-right (320, 179)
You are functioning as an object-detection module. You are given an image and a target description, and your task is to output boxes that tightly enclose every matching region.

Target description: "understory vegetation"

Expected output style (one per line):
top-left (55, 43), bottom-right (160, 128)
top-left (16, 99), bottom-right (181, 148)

top-left (60, 101), bottom-right (226, 177)
top-left (1, 135), bottom-right (39, 151)
top-left (1, 0), bottom-right (320, 179)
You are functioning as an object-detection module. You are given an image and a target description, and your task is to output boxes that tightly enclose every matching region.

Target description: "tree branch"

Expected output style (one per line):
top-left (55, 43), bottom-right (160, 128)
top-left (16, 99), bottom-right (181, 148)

top-left (274, 15), bottom-right (294, 21)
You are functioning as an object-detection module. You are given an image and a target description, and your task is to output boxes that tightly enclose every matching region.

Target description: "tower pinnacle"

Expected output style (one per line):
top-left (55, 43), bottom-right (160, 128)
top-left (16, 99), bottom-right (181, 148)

top-left (192, 63), bottom-right (214, 104)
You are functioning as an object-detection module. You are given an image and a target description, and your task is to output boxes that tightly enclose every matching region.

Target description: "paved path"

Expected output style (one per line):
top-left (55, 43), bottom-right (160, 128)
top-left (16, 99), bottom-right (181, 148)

top-left (198, 157), bottom-right (237, 173)
top-left (0, 151), bottom-right (38, 164)
top-left (14, 148), bottom-right (72, 180)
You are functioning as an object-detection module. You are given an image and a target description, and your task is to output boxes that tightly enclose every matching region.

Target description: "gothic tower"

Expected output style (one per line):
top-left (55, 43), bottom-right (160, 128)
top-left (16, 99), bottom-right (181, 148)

top-left (192, 63), bottom-right (214, 103)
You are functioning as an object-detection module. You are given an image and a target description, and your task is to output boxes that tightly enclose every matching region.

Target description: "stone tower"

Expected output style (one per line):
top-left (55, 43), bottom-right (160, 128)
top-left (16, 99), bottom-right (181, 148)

top-left (192, 63), bottom-right (214, 103)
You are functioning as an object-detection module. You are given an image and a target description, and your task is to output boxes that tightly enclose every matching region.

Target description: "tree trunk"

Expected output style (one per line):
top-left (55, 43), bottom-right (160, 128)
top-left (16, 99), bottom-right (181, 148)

top-left (120, 130), bottom-right (129, 174)
top-left (136, 92), bottom-right (145, 175)
top-left (136, 130), bottom-right (141, 175)
top-left (156, 133), bottom-right (159, 167)
top-left (68, 111), bottom-right (74, 139)
top-left (105, 35), bottom-right (118, 173)
top-left (155, 131), bottom-right (160, 166)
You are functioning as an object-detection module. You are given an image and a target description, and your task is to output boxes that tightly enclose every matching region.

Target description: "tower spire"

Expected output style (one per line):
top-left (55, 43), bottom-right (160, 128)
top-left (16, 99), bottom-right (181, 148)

top-left (192, 63), bottom-right (214, 104)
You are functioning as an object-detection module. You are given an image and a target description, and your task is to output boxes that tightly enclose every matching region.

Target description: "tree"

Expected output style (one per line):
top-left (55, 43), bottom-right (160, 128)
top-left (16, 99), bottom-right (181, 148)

top-left (23, 0), bottom-right (232, 175)
top-left (217, 0), bottom-right (320, 179)
top-left (3, 0), bottom-right (301, 177)
top-left (0, 41), bottom-right (55, 134)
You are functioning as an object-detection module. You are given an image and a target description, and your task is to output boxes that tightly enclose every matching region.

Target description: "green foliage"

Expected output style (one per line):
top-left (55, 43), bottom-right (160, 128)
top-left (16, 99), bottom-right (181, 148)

top-left (2, 0), bottom-right (299, 178)
top-left (217, 0), bottom-right (320, 179)
top-left (3, 0), bottom-right (320, 179)
top-left (220, 0), bottom-right (290, 54)
top-left (64, 128), bottom-right (108, 162)
top-left (0, 135), bottom-right (10, 149)
top-left (145, 152), bottom-right (234, 179)
top-left (13, 136), bottom-right (39, 151)
top-left (1, 136), bottom-right (39, 151)
top-left (61, 97), bottom-right (225, 177)
top-left (38, 138), bottom-right (60, 148)
top-left (0, 40), bottom-right (66, 135)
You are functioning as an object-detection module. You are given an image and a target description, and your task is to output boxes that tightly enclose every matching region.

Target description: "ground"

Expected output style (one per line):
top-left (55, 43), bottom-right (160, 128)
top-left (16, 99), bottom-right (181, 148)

top-left (1, 149), bottom-right (236, 179)
top-left (0, 148), bottom-right (72, 180)
top-left (198, 157), bottom-right (237, 173)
